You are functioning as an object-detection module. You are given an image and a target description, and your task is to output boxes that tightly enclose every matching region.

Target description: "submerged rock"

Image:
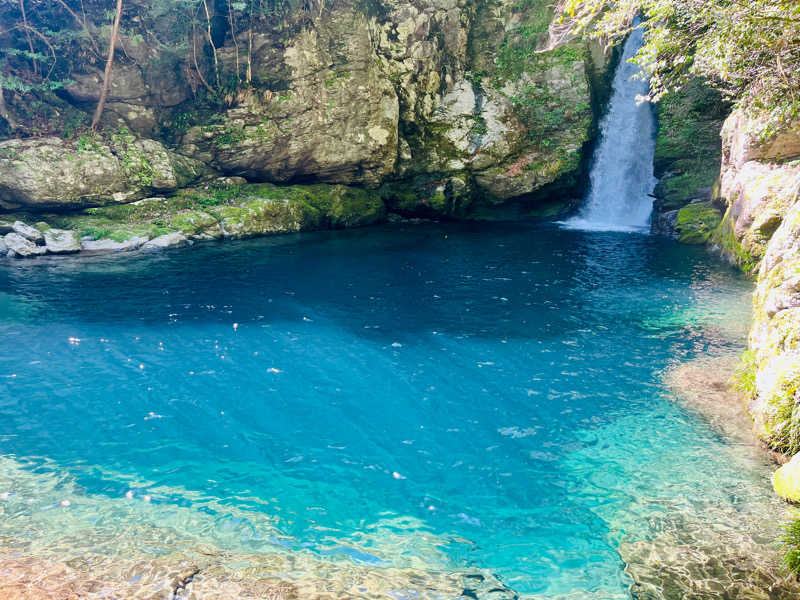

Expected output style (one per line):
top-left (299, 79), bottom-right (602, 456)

top-left (3, 232), bottom-right (46, 257)
top-left (43, 229), bottom-right (81, 254)
top-left (663, 355), bottom-right (754, 446)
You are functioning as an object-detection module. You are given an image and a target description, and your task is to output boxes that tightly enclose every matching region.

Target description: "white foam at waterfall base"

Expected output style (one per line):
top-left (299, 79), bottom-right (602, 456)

top-left (562, 25), bottom-right (657, 232)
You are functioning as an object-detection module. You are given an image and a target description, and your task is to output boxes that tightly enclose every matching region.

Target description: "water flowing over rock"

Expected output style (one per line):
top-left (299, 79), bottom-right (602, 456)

top-left (564, 25), bottom-right (656, 231)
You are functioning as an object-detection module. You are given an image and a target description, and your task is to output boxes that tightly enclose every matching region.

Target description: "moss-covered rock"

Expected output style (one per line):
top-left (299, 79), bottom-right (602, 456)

top-left (710, 210), bottom-right (760, 274)
top-left (674, 201), bottom-right (723, 244)
top-left (2, 181), bottom-right (387, 256)
top-left (2, 0), bottom-right (620, 220)
top-left (380, 174), bottom-right (473, 218)
top-left (0, 135), bottom-right (210, 211)
top-left (711, 109), bottom-right (800, 463)
top-left (715, 158), bottom-right (800, 269)
top-left (651, 79), bottom-right (728, 236)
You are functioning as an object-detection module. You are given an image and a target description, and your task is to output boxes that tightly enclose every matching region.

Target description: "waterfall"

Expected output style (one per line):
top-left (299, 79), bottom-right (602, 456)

top-left (564, 26), bottom-right (657, 232)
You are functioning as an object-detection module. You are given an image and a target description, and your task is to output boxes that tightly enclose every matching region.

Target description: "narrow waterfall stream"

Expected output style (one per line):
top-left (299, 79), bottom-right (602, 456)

top-left (565, 26), bottom-right (658, 231)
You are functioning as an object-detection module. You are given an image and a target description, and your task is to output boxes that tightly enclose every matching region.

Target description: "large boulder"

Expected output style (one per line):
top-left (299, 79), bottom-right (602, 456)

top-left (81, 236), bottom-right (149, 253)
top-left (723, 109), bottom-right (800, 169)
top-left (383, 0), bottom-right (601, 212)
top-left (0, 136), bottom-right (210, 211)
top-left (747, 198), bottom-right (800, 451)
top-left (12, 221), bottom-right (43, 242)
top-left (179, 8), bottom-right (399, 187)
top-left (712, 107), bottom-right (800, 273)
top-left (142, 232), bottom-right (190, 250)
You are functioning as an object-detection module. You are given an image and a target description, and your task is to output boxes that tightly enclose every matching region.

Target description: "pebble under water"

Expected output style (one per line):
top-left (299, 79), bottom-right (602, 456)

top-left (0, 222), bottom-right (793, 598)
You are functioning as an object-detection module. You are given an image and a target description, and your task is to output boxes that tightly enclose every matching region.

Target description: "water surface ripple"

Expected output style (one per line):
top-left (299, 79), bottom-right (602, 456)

top-left (0, 222), bottom-right (789, 598)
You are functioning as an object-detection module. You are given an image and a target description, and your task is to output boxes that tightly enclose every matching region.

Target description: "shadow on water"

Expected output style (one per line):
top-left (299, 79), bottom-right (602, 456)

top-left (0, 221), bottom-right (740, 343)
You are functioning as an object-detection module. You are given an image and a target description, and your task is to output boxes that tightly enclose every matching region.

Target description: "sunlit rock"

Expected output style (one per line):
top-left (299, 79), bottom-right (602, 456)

top-left (773, 454), bottom-right (800, 502)
top-left (11, 221), bottom-right (43, 242)
top-left (43, 229), bottom-right (81, 254)
top-left (142, 232), bottom-right (191, 251)
top-left (81, 236), bottom-right (149, 253)
top-left (3, 232), bottom-right (46, 258)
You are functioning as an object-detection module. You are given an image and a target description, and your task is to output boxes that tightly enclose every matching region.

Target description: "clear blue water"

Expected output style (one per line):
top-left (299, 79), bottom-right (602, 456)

top-left (0, 222), bottom-right (779, 597)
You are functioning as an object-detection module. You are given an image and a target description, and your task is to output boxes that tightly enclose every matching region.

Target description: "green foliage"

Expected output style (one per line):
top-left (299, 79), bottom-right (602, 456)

top-left (710, 212), bottom-right (759, 274)
top-left (732, 351), bottom-right (758, 397)
top-left (562, 0), bottom-right (800, 135)
top-left (111, 127), bottom-right (155, 188)
top-left (76, 132), bottom-right (101, 152)
top-left (782, 516), bottom-right (800, 575)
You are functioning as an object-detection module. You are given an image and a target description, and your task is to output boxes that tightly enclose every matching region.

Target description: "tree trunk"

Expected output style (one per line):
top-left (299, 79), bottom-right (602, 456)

top-left (91, 0), bottom-right (123, 131)
top-left (19, 0), bottom-right (38, 75)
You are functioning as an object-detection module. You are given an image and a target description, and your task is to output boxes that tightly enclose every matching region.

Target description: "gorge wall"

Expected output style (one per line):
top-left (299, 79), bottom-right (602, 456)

top-left (715, 112), bottom-right (800, 464)
top-left (0, 0), bottom-right (617, 255)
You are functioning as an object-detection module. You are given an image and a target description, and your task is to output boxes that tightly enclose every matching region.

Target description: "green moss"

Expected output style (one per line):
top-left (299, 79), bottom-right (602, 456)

top-left (29, 181), bottom-right (386, 243)
top-left (110, 128), bottom-right (155, 188)
top-left (324, 70), bottom-right (351, 89)
top-left (652, 79), bottom-right (728, 220)
top-left (379, 177), bottom-right (463, 217)
top-left (674, 201), bottom-right (723, 244)
top-left (652, 164), bottom-right (720, 210)
top-left (767, 373), bottom-right (800, 456)
top-left (491, 2), bottom-right (560, 84)
top-left (711, 210), bottom-right (759, 273)
top-left (654, 80), bottom-right (726, 174)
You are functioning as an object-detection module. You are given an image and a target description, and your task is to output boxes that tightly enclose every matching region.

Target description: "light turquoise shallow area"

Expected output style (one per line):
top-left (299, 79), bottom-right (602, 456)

top-left (0, 222), bottom-right (786, 597)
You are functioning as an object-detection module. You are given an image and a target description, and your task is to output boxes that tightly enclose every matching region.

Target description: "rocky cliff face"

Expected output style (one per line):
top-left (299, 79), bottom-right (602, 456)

top-left (712, 110), bottom-right (800, 456)
top-left (649, 80), bottom-right (727, 243)
top-left (0, 0), bottom-right (615, 230)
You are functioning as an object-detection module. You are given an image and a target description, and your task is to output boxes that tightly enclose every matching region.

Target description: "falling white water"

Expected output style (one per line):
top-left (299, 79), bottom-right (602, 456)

top-left (564, 26), bottom-right (657, 232)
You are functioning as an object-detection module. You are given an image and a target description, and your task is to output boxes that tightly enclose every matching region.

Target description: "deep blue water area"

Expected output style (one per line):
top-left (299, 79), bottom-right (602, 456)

top-left (0, 222), bottom-right (772, 597)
